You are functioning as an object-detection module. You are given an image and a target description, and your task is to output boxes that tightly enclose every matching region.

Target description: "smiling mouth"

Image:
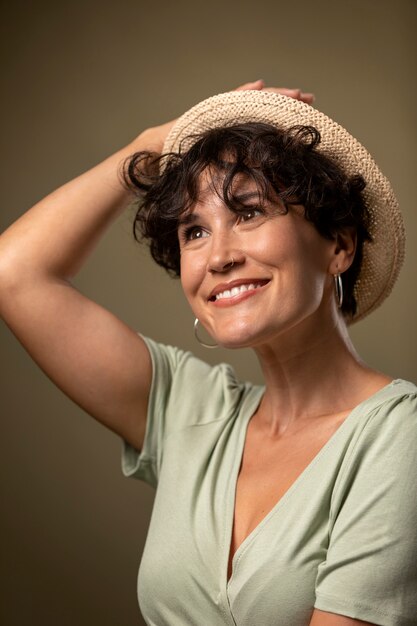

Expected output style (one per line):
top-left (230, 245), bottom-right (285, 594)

top-left (209, 280), bottom-right (269, 302)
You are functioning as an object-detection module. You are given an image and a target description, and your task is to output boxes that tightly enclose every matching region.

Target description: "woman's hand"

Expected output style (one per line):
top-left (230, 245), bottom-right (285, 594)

top-left (134, 119), bottom-right (178, 155)
top-left (234, 79), bottom-right (315, 104)
top-left (134, 80), bottom-right (315, 154)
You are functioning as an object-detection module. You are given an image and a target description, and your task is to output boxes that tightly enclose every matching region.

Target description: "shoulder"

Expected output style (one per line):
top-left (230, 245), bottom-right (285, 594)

top-left (344, 378), bottom-right (417, 442)
top-left (316, 380), bottom-right (417, 622)
top-left (360, 378), bottom-right (417, 439)
top-left (141, 334), bottom-right (260, 426)
top-left (122, 337), bottom-right (262, 485)
top-left (142, 334), bottom-right (243, 391)
top-left (332, 379), bottom-right (417, 511)
top-left (330, 379), bottom-right (417, 511)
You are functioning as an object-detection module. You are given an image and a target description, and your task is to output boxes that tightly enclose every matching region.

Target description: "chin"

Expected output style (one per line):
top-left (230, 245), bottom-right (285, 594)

top-left (213, 309), bottom-right (318, 351)
top-left (218, 337), bottom-right (253, 350)
top-left (214, 320), bottom-right (271, 350)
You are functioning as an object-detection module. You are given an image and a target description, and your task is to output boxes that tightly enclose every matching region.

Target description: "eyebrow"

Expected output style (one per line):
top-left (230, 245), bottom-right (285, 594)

top-left (177, 191), bottom-right (259, 226)
top-left (234, 191), bottom-right (262, 202)
top-left (177, 213), bottom-right (199, 228)
top-left (177, 192), bottom-right (263, 226)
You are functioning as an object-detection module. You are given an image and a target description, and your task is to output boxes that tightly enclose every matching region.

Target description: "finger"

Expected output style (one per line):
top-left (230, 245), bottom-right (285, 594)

top-left (300, 92), bottom-right (315, 104)
top-left (234, 79), bottom-right (265, 91)
top-left (266, 87), bottom-right (301, 96)
top-left (262, 87), bottom-right (315, 104)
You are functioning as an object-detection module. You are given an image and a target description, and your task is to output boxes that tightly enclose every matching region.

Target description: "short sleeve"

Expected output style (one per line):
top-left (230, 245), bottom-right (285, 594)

top-left (121, 335), bottom-right (245, 488)
top-left (314, 391), bottom-right (417, 625)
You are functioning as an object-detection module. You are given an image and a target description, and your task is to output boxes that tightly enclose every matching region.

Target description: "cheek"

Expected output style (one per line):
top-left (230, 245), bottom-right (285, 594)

top-left (258, 223), bottom-right (331, 304)
top-left (287, 242), bottom-right (333, 312)
top-left (179, 267), bottom-right (192, 301)
top-left (275, 218), bottom-right (332, 270)
top-left (180, 253), bottom-right (204, 300)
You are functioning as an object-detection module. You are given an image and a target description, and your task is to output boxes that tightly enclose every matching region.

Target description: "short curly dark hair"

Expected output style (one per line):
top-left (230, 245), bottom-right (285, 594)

top-left (123, 122), bottom-right (372, 319)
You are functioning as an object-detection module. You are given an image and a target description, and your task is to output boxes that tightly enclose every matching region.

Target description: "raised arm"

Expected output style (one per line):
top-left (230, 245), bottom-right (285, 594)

top-left (0, 82), bottom-right (313, 451)
top-left (0, 123), bottom-right (174, 451)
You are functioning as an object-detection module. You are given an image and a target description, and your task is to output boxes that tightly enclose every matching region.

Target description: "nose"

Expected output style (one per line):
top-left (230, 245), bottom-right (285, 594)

top-left (207, 232), bottom-right (245, 274)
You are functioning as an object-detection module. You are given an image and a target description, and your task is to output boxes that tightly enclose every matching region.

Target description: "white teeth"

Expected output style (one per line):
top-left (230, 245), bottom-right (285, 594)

top-left (215, 283), bottom-right (263, 300)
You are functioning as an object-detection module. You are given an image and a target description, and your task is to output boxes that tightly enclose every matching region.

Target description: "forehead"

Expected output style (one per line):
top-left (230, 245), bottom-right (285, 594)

top-left (184, 166), bottom-right (265, 212)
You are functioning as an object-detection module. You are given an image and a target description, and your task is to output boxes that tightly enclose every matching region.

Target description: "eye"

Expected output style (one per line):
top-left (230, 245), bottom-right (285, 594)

top-left (238, 207), bottom-right (264, 222)
top-left (181, 225), bottom-right (209, 243)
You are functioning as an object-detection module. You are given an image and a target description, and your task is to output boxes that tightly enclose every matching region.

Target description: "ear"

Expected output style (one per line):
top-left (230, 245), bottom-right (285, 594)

top-left (328, 228), bottom-right (357, 275)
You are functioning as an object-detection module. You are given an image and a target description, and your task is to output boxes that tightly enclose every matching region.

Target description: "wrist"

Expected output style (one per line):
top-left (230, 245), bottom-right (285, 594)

top-left (130, 119), bottom-right (176, 155)
top-left (129, 127), bottom-right (162, 154)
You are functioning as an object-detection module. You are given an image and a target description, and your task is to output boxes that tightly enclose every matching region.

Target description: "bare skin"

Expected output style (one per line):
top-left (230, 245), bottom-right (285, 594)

top-left (0, 80), bottom-right (383, 625)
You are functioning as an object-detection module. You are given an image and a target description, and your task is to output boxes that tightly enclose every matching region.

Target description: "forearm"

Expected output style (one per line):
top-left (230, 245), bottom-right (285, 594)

top-left (0, 131), bottom-right (152, 289)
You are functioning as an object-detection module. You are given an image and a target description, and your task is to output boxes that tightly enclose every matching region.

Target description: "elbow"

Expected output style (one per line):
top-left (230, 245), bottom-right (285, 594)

top-left (0, 247), bottom-right (34, 315)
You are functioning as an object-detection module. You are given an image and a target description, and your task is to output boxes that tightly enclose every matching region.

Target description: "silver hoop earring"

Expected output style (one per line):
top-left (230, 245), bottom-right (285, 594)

top-left (334, 273), bottom-right (343, 309)
top-left (194, 318), bottom-right (218, 349)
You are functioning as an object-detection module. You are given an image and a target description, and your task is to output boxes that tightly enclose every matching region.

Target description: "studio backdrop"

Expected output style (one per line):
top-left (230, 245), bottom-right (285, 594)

top-left (1, 1), bottom-right (416, 625)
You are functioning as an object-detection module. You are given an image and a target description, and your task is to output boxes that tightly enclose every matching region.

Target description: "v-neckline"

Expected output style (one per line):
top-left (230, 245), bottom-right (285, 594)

top-left (224, 378), bottom-right (398, 587)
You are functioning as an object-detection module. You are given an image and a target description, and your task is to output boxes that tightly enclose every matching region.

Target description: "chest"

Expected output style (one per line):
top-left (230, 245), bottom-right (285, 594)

top-left (140, 413), bottom-right (356, 625)
top-left (228, 414), bottom-right (348, 576)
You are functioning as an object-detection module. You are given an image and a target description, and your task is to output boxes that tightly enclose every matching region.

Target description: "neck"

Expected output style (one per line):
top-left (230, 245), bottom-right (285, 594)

top-left (253, 312), bottom-right (389, 436)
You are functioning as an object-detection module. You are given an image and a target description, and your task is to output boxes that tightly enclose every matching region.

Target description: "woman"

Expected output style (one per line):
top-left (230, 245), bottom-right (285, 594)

top-left (0, 81), bottom-right (415, 626)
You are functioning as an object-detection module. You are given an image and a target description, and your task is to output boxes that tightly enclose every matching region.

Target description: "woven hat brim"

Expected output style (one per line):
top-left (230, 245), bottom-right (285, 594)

top-left (163, 90), bottom-right (405, 323)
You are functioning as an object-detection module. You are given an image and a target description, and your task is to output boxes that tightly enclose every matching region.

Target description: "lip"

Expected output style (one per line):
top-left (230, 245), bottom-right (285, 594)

top-left (208, 278), bottom-right (270, 306)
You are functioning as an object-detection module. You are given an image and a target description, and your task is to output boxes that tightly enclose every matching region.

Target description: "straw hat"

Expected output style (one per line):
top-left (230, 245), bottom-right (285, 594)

top-left (163, 90), bottom-right (405, 323)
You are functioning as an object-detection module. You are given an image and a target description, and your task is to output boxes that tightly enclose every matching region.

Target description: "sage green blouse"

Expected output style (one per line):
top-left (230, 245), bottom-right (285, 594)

top-left (122, 337), bottom-right (417, 626)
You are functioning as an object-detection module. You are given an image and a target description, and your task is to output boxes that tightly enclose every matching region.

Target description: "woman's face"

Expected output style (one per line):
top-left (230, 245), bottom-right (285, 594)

top-left (178, 171), bottom-right (342, 350)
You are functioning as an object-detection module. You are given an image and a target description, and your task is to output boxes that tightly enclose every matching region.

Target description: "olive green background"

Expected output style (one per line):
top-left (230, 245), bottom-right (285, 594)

top-left (1, 0), bottom-right (416, 624)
